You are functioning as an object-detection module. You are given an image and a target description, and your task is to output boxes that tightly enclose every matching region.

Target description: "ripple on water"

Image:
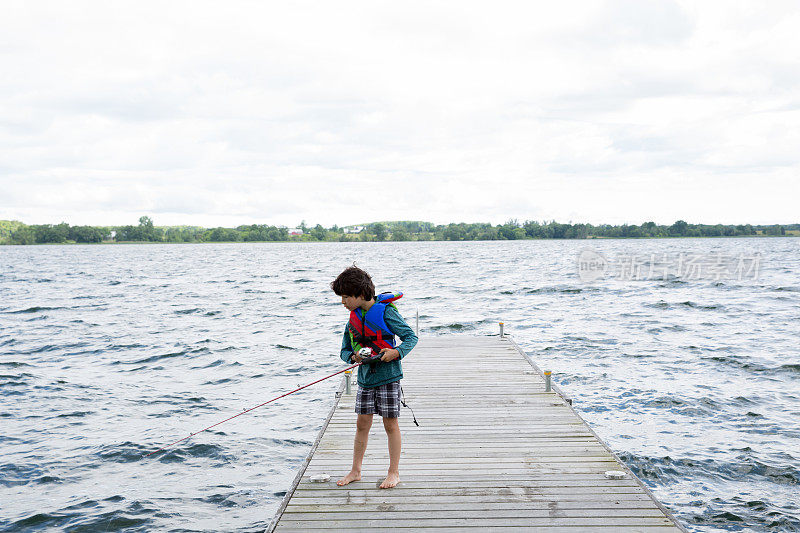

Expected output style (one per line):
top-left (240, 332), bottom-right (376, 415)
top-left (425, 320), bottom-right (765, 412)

top-left (703, 355), bottom-right (797, 376)
top-left (429, 323), bottom-right (470, 331)
top-left (773, 286), bottom-right (800, 292)
top-left (54, 411), bottom-right (93, 419)
top-left (154, 443), bottom-right (234, 463)
top-left (61, 511), bottom-right (151, 532)
top-left (174, 308), bottom-right (202, 315)
top-left (779, 364), bottom-right (800, 375)
top-left (7, 512), bottom-right (82, 532)
top-left (94, 442), bottom-right (151, 464)
top-left (524, 285), bottom-right (592, 294)
top-left (0, 361), bottom-right (31, 368)
top-left (114, 347), bottom-right (211, 366)
top-left (5, 306), bottom-right (67, 314)
top-left (202, 492), bottom-right (238, 508)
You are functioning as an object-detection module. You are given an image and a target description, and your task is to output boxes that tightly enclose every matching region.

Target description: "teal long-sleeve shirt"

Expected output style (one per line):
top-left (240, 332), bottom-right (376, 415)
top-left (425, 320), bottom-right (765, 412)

top-left (340, 304), bottom-right (418, 388)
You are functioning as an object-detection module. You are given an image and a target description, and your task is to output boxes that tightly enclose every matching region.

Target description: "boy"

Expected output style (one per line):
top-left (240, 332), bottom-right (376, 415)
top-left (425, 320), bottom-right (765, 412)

top-left (330, 266), bottom-right (417, 489)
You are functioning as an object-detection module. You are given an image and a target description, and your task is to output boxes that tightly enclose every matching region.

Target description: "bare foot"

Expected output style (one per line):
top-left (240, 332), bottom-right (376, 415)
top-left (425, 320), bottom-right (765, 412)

top-left (379, 471), bottom-right (399, 489)
top-left (337, 470), bottom-right (361, 486)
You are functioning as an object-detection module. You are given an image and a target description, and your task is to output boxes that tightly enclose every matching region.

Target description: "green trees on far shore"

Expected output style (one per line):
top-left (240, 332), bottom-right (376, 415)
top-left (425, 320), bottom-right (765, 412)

top-left (115, 216), bottom-right (160, 242)
top-left (0, 221), bottom-right (111, 244)
top-left (0, 217), bottom-right (796, 245)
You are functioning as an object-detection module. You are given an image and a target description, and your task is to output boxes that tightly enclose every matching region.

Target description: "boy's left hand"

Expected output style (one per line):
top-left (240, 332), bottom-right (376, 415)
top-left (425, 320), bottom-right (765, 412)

top-left (379, 348), bottom-right (400, 362)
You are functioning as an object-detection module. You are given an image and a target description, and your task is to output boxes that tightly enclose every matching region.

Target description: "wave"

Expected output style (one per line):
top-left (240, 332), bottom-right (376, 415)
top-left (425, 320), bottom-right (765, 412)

top-left (94, 441), bottom-right (153, 463)
top-left (0, 372), bottom-right (34, 380)
top-left (268, 437), bottom-right (312, 447)
top-left (192, 359), bottom-right (226, 369)
top-left (54, 511), bottom-right (151, 531)
top-left (774, 286), bottom-right (800, 292)
top-left (113, 347), bottom-right (211, 366)
top-left (704, 356), bottom-right (800, 376)
top-left (619, 450), bottom-right (800, 487)
top-left (3, 342), bottom-right (89, 356)
top-left (202, 377), bottom-right (239, 386)
top-left (174, 308), bottom-right (201, 315)
top-left (151, 442), bottom-right (234, 463)
top-left (0, 361), bottom-right (31, 368)
top-left (524, 285), bottom-right (596, 294)
top-left (0, 463), bottom-right (66, 489)
top-left (644, 300), bottom-right (723, 311)
top-left (7, 512), bottom-right (81, 532)
top-left (679, 300), bottom-right (724, 310)
top-left (202, 492), bottom-right (238, 508)
top-left (5, 306), bottom-right (67, 314)
top-left (429, 323), bottom-right (471, 331)
top-left (55, 411), bottom-right (93, 418)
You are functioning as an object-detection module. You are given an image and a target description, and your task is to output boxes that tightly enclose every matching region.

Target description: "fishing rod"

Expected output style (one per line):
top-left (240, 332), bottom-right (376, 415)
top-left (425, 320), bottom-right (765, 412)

top-left (144, 355), bottom-right (377, 458)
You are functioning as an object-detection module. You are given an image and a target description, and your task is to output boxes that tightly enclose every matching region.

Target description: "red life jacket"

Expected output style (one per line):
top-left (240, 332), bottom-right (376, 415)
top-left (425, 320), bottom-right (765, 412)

top-left (346, 292), bottom-right (402, 355)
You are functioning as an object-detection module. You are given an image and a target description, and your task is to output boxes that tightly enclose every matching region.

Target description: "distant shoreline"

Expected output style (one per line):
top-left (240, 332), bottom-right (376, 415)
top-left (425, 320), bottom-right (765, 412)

top-left (1, 218), bottom-right (797, 245)
top-left (1, 234), bottom-right (796, 246)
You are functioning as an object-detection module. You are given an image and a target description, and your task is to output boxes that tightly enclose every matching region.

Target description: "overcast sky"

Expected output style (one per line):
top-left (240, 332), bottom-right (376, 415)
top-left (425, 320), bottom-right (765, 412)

top-left (1, 1), bottom-right (798, 228)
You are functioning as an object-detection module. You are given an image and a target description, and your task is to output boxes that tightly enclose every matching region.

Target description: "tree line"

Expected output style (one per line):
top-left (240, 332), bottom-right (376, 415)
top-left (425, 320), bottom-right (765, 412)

top-left (0, 217), bottom-right (796, 245)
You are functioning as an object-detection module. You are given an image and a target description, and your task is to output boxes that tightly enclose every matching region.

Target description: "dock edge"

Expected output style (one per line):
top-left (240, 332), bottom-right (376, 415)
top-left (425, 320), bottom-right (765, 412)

top-left (264, 376), bottom-right (346, 533)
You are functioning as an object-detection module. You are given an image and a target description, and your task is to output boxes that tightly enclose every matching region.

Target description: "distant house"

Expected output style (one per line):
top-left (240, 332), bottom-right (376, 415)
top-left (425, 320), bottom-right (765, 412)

top-left (343, 226), bottom-right (365, 234)
top-left (104, 230), bottom-right (116, 242)
top-left (288, 228), bottom-right (304, 236)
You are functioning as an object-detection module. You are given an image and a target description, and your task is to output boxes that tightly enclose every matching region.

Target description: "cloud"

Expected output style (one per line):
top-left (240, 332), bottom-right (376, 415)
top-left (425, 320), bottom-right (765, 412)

top-left (0, 0), bottom-right (799, 227)
top-left (582, 0), bottom-right (694, 47)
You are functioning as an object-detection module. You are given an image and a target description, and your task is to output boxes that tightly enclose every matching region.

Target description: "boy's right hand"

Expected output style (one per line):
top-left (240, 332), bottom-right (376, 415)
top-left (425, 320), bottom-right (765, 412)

top-left (354, 347), bottom-right (373, 363)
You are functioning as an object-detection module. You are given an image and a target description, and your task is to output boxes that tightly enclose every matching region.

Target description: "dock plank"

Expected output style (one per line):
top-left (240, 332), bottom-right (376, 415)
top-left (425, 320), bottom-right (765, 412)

top-left (268, 335), bottom-right (685, 532)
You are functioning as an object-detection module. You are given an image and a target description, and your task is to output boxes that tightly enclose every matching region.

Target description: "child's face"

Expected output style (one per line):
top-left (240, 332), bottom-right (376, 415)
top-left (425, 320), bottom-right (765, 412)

top-left (341, 294), bottom-right (366, 312)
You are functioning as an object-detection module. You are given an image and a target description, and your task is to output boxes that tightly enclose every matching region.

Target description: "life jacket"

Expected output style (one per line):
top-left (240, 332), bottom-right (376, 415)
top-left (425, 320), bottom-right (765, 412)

top-left (346, 291), bottom-right (403, 356)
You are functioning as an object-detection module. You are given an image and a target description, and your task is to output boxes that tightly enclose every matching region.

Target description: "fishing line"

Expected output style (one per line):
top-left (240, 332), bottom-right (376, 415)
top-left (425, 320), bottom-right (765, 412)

top-left (400, 386), bottom-right (419, 426)
top-left (144, 361), bottom-right (361, 458)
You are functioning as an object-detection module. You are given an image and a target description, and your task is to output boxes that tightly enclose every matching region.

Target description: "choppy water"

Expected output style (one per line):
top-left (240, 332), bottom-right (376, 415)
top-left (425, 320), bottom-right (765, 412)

top-left (1, 239), bottom-right (798, 532)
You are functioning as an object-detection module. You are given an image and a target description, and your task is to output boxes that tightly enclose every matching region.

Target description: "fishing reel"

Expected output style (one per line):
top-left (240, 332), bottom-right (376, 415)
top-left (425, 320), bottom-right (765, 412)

top-left (357, 347), bottom-right (382, 364)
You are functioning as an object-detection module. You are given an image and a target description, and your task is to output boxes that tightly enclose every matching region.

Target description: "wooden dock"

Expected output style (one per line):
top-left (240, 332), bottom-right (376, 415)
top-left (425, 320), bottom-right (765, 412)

top-left (268, 335), bottom-right (686, 532)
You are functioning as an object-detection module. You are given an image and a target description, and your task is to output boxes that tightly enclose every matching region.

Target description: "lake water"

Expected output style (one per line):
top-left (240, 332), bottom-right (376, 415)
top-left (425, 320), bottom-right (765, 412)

top-left (1, 239), bottom-right (798, 532)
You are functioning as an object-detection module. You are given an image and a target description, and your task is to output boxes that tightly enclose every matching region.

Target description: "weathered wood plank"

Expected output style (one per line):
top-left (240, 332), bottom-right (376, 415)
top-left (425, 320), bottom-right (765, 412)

top-left (281, 509), bottom-right (670, 519)
top-left (275, 517), bottom-right (678, 528)
top-left (310, 452), bottom-right (617, 460)
top-left (283, 500), bottom-right (667, 512)
top-left (275, 528), bottom-right (683, 533)
top-left (293, 480), bottom-right (641, 490)
top-left (295, 471), bottom-right (639, 480)
top-left (285, 491), bottom-right (664, 504)
top-left (282, 484), bottom-right (639, 498)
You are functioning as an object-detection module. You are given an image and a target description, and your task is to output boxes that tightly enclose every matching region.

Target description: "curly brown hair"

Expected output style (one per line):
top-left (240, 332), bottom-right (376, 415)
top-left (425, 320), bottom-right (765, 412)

top-left (330, 265), bottom-right (375, 300)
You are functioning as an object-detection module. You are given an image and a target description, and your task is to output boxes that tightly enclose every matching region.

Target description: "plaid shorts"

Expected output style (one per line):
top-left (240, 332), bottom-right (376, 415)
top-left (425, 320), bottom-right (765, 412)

top-left (355, 381), bottom-right (401, 418)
